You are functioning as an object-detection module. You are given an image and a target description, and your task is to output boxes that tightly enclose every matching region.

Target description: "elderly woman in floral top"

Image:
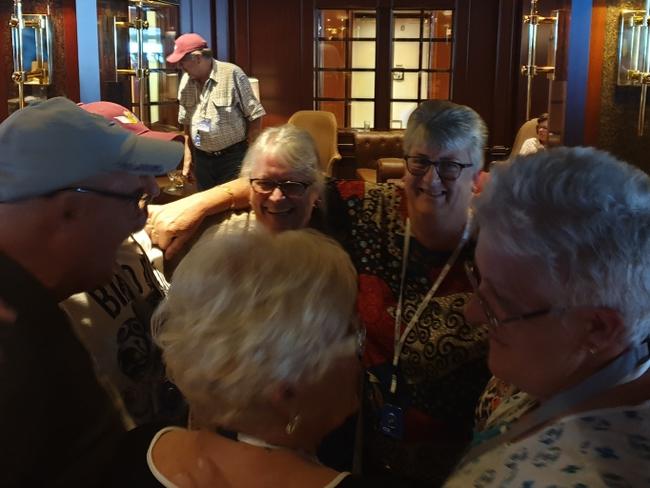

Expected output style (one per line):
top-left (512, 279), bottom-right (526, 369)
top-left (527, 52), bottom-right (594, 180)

top-left (445, 147), bottom-right (650, 486)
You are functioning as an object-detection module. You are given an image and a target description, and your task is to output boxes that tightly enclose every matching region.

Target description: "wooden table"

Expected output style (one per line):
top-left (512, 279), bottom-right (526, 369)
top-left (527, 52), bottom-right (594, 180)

top-left (154, 176), bottom-right (197, 204)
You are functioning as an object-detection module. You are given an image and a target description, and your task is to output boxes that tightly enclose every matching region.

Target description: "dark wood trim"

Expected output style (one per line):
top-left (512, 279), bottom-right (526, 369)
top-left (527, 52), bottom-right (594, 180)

top-left (392, 0), bottom-right (455, 9)
top-left (0, 4), bottom-right (10, 121)
top-left (451, 0), bottom-right (469, 103)
top-left (584, 0), bottom-right (605, 146)
top-left (62, 0), bottom-right (80, 102)
top-left (301, 0), bottom-right (316, 109)
top-left (374, 4), bottom-right (391, 130)
top-left (313, 0), bottom-right (382, 8)
top-left (491, 0), bottom-right (521, 146)
top-left (232, 0), bottom-right (250, 73)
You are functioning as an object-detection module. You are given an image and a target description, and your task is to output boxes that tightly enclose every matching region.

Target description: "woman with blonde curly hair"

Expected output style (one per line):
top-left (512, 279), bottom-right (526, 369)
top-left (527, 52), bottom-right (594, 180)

top-left (109, 229), bottom-right (380, 487)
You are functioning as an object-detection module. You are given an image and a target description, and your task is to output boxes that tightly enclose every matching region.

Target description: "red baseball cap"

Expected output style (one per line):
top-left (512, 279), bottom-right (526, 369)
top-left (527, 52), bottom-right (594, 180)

top-left (166, 33), bottom-right (208, 64)
top-left (78, 101), bottom-right (184, 143)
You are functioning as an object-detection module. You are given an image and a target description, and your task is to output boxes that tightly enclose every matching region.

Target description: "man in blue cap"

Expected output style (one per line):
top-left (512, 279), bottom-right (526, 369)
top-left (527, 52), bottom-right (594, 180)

top-left (0, 97), bottom-right (183, 486)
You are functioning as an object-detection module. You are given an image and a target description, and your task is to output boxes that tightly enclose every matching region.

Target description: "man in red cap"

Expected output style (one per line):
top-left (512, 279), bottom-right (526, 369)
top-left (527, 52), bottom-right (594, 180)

top-left (167, 33), bottom-right (265, 191)
top-left (78, 100), bottom-right (185, 144)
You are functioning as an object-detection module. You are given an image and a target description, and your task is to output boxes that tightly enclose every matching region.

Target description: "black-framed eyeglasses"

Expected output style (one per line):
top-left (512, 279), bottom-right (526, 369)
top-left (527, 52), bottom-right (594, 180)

top-left (464, 260), bottom-right (555, 328)
top-left (404, 156), bottom-right (473, 181)
top-left (55, 187), bottom-right (152, 210)
top-left (249, 179), bottom-right (312, 198)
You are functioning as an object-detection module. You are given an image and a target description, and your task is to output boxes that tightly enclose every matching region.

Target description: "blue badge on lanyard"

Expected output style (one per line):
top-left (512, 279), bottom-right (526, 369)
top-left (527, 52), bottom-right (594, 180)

top-left (193, 132), bottom-right (201, 147)
top-left (379, 403), bottom-right (405, 439)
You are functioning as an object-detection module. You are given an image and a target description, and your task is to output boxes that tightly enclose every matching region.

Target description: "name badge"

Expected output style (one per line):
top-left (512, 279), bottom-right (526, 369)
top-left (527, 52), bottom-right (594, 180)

top-left (379, 403), bottom-right (404, 440)
top-left (197, 118), bottom-right (211, 132)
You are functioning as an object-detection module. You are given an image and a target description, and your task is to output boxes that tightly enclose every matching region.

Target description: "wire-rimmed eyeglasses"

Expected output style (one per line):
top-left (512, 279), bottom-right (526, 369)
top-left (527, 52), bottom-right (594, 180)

top-left (55, 187), bottom-right (152, 210)
top-left (464, 260), bottom-right (555, 328)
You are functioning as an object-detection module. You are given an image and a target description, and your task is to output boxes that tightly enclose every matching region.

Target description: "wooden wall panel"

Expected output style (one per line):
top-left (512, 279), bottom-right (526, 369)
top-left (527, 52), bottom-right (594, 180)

top-left (584, 1), bottom-right (606, 146)
top-left (227, 0), bottom-right (524, 142)
top-left (232, 0), bottom-right (310, 127)
top-left (62, 0), bottom-right (80, 102)
top-left (0, 4), bottom-right (11, 121)
top-left (453, 0), bottom-right (500, 146)
top-left (490, 0), bottom-right (521, 149)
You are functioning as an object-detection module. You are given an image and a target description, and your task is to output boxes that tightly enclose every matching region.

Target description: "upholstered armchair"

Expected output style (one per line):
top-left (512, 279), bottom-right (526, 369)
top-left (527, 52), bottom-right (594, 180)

top-left (505, 118), bottom-right (538, 162)
top-left (287, 110), bottom-right (342, 176)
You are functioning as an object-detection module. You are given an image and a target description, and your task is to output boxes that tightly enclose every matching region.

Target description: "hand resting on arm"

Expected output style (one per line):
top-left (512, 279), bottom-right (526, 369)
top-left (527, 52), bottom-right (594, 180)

top-left (146, 177), bottom-right (250, 259)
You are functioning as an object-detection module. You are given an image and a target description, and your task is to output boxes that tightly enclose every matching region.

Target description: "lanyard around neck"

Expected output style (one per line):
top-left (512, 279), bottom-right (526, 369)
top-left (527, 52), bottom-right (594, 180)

top-left (458, 336), bottom-right (650, 468)
top-left (390, 215), bottom-right (472, 396)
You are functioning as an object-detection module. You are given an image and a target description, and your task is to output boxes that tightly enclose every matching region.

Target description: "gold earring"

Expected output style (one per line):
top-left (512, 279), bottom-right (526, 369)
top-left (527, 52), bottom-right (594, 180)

top-left (285, 414), bottom-right (301, 435)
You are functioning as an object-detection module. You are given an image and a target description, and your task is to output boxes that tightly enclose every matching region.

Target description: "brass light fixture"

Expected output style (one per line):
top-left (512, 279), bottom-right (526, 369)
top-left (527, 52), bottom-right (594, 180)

top-left (113, 1), bottom-right (150, 123)
top-left (617, 1), bottom-right (650, 136)
top-left (10, 0), bottom-right (53, 109)
top-left (521, 0), bottom-right (561, 120)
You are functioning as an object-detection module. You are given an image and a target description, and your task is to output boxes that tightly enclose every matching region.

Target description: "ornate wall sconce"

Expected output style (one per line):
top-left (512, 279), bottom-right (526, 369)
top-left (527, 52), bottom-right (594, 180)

top-left (617, 2), bottom-right (650, 136)
top-left (10, 0), bottom-right (54, 109)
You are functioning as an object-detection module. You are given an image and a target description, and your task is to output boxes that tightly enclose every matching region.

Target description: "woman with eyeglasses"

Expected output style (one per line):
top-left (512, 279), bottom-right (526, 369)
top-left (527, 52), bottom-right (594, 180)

top-left (338, 100), bottom-right (489, 483)
top-left (443, 147), bottom-right (650, 486)
top-left (163, 124), bottom-right (329, 252)
top-left (109, 229), bottom-right (383, 487)
top-left (148, 100), bottom-right (490, 483)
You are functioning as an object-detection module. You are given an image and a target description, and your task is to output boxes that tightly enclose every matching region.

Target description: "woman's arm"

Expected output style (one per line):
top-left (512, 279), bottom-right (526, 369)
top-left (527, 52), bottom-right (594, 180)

top-left (147, 177), bottom-right (250, 259)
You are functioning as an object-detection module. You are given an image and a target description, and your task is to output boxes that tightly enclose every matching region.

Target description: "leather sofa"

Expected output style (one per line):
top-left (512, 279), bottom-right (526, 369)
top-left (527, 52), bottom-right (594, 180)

top-left (353, 130), bottom-right (405, 183)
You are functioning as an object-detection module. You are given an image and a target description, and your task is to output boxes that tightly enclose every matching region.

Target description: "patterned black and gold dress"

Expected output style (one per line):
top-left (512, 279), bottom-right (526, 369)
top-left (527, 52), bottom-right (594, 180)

top-left (325, 180), bottom-right (490, 485)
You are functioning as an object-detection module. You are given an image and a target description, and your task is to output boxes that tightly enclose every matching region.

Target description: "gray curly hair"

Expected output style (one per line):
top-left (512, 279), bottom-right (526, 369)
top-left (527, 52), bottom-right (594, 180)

top-left (474, 146), bottom-right (650, 343)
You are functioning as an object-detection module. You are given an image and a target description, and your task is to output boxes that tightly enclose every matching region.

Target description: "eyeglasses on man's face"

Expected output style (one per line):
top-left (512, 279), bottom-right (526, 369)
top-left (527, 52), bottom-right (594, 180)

top-left (249, 178), bottom-right (312, 198)
top-left (404, 156), bottom-right (473, 181)
top-left (55, 187), bottom-right (153, 210)
top-left (464, 260), bottom-right (555, 329)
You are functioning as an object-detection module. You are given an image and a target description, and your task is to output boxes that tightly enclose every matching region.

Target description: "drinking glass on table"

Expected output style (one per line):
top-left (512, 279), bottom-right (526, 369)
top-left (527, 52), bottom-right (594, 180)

top-left (165, 170), bottom-right (185, 195)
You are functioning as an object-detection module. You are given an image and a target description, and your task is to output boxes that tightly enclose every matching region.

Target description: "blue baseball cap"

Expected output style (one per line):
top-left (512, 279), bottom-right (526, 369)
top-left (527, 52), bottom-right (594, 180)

top-left (0, 97), bottom-right (183, 202)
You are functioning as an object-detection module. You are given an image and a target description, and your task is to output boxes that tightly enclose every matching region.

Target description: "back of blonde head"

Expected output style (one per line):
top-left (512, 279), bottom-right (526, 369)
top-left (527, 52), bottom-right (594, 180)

top-left (153, 229), bottom-right (357, 427)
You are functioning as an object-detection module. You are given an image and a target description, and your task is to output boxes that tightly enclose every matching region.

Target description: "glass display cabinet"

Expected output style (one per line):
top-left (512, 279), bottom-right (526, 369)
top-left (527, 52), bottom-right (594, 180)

top-left (101, 0), bottom-right (180, 130)
top-left (9, 0), bottom-right (53, 110)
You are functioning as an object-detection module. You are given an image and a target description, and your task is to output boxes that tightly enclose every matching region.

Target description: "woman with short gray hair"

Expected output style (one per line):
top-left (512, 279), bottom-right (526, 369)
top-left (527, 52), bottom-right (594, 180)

top-left (445, 146), bottom-right (650, 486)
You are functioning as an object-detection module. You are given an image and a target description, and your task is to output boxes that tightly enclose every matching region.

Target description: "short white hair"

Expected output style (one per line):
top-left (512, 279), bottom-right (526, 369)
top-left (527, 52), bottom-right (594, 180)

top-left (240, 124), bottom-right (324, 195)
top-left (404, 100), bottom-right (488, 171)
top-left (475, 146), bottom-right (650, 343)
top-left (152, 229), bottom-right (357, 426)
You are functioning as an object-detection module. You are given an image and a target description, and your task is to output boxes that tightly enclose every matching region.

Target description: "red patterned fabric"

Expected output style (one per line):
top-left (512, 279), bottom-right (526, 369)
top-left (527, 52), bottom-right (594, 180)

top-left (328, 180), bottom-right (490, 483)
